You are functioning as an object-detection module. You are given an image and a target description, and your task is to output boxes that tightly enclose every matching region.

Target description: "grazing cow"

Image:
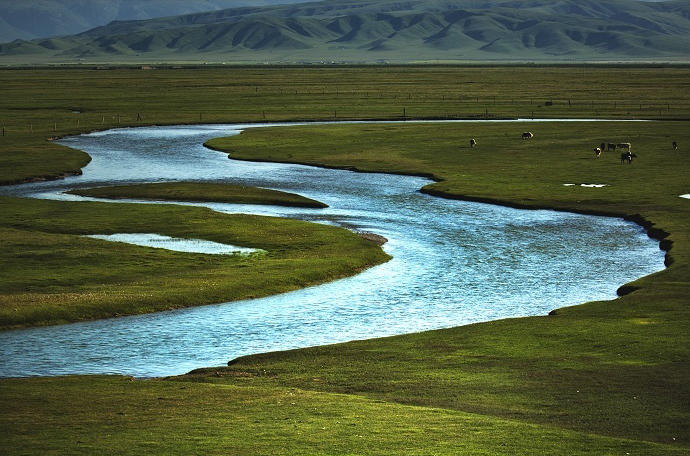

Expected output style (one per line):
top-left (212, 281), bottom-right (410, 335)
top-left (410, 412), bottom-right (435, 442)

top-left (607, 143), bottom-right (617, 151)
top-left (617, 142), bottom-right (632, 152)
top-left (522, 132), bottom-right (533, 139)
top-left (600, 142), bottom-right (606, 151)
top-left (470, 138), bottom-right (476, 148)
top-left (594, 147), bottom-right (602, 157)
top-left (673, 141), bottom-right (677, 150)
top-left (620, 151), bottom-right (637, 164)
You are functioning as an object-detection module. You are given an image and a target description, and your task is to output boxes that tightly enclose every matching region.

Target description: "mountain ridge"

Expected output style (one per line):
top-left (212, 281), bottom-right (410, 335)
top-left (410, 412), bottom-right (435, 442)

top-left (0, 0), bottom-right (315, 42)
top-left (2, 0), bottom-right (689, 63)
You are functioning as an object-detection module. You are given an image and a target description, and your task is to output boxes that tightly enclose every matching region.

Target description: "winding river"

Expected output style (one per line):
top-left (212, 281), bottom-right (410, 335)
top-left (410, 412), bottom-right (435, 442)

top-left (0, 122), bottom-right (665, 378)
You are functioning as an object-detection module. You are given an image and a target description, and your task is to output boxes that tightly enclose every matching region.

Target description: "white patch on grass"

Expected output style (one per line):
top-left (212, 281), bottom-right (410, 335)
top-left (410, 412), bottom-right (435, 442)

top-left (563, 183), bottom-right (608, 188)
top-left (85, 233), bottom-right (263, 255)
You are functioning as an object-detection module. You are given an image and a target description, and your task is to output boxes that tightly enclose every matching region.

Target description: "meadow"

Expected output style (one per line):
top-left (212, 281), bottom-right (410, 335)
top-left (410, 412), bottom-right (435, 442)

top-left (69, 182), bottom-right (329, 208)
top-left (0, 66), bottom-right (689, 455)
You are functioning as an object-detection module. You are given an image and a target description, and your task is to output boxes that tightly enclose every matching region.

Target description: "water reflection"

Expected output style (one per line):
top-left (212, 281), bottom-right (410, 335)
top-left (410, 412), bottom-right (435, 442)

top-left (0, 123), bottom-right (665, 378)
top-left (84, 233), bottom-right (263, 255)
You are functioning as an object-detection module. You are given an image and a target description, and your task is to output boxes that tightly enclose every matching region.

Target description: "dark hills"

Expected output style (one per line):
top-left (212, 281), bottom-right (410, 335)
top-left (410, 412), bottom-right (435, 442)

top-left (0, 0), bottom-right (314, 42)
top-left (2, 0), bottom-right (689, 63)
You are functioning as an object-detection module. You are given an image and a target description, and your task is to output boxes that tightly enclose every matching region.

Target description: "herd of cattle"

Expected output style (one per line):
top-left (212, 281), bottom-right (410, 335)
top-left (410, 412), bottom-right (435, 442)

top-left (592, 142), bottom-right (636, 163)
top-left (467, 132), bottom-right (679, 165)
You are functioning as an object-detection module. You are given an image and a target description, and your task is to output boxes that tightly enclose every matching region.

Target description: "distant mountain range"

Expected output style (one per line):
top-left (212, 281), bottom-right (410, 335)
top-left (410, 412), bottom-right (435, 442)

top-left (2, 0), bottom-right (689, 63)
top-left (0, 0), bottom-right (314, 42)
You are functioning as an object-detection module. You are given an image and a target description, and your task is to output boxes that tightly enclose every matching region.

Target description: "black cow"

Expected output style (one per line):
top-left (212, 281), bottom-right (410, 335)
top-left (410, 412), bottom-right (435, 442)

top-left (620, 151), bottom-right (637, 164)
top-left (607, 143), bottom-right (617, 151)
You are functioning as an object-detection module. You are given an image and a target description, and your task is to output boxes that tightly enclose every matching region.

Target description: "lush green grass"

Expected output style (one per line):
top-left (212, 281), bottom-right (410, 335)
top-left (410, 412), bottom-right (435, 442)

top-left (1, 67), bottom-right (689, 455)
top-left (1, 375), bottom-right (686, 456)
top-left (2, 66), bottom-right (690, 184)
top-left (209, 120), bottom-right (690, 258)
top-left (68, 182), bottom-right (328, 208)
top-left (0, 377), bottom-right (687, 456)
top-left (0, 196), bottom-right (387, 329)
top-left (189, 119), bottom-right (690, 447)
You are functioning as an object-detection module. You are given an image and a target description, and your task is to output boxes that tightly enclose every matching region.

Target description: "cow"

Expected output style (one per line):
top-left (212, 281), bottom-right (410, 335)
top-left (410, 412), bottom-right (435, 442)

top-left (607, 143), bottom-right (617, 151)
top-left (673, 141), bottom-right (677, 150)
top-left (617, 142), bottom-right (632, 152)
top-left (594, 147), bottom-right (602, 157)
top-left (600, 142), bottom-right (606, 151)
top-left (621, 151), bottom-right (637, 164)
top-left (470, 138), bottom-right (476, 148)
top-left (522, 132), bottom-right (533, 139)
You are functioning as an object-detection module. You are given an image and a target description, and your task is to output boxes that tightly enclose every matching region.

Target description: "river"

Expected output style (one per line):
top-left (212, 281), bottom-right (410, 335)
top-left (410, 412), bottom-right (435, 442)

top-left (0, 122), bottom-right (666, 378)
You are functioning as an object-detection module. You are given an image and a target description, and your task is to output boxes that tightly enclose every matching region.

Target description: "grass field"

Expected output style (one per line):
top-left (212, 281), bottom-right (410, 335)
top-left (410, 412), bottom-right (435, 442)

top-left (2, 66), bottom-right (689, 185)
top-left (199, 119), bottom-right (690, 448)
top-left (1, 66), bottom-right (689, 455)
top-left (68, 182), bottom-right (329, 208)
top-left (0, 196), bottom-right (387, 329)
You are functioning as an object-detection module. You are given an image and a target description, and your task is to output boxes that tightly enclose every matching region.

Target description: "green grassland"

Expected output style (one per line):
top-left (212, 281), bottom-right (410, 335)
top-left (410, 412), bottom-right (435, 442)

top-left (1, 66), bottom-right (689, 455)
top-left (198, 119), bottom-right (690, 447)
top-left (0, 196), bottom-right (387, 329)
top-left (1, 376), bottom-right (686, 456)
top-left (69, 182), bottom-right (329, 207)
top-left (2, 65), bottom-right (690, 184)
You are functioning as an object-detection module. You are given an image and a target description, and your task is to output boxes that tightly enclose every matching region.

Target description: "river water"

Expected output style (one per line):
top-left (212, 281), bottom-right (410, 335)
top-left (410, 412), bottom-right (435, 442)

top-left (0, 122), bottom-right (665, 378)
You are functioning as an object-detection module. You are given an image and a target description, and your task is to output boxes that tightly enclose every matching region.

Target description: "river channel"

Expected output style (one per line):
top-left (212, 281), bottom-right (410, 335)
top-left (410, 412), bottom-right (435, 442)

top-left (0, 122), bottom-right (666, 378)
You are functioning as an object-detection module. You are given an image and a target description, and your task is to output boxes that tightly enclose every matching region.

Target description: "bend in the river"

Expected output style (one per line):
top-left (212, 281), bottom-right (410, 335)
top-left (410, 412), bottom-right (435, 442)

top-left (0, 122), bottom-right (665, 378)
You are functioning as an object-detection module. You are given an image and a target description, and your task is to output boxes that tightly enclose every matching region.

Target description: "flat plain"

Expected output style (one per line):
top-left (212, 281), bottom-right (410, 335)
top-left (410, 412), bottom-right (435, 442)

top-left (0, 66), bottom-right (688, 455)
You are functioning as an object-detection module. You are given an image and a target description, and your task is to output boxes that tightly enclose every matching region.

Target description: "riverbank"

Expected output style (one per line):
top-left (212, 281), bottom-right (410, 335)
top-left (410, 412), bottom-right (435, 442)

top-left (1, 67), bottom-right (688, 455)
top-left (0, 195), bottom-right (389, 329)
top-left (191, 120), bottom-right (689, 447)
top-left (68, 182), bottom-right (329, 208)
top-left (207, 120), bottom-right (686, 262)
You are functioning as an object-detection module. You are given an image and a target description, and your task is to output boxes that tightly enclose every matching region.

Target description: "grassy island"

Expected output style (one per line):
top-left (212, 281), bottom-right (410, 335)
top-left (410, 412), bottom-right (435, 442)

top-left (1, 66), bottom-right (689, 455)
top-left (0, 195), bottom-right (386, 329)
top-left (69, 182), bottom-right (328, 208)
